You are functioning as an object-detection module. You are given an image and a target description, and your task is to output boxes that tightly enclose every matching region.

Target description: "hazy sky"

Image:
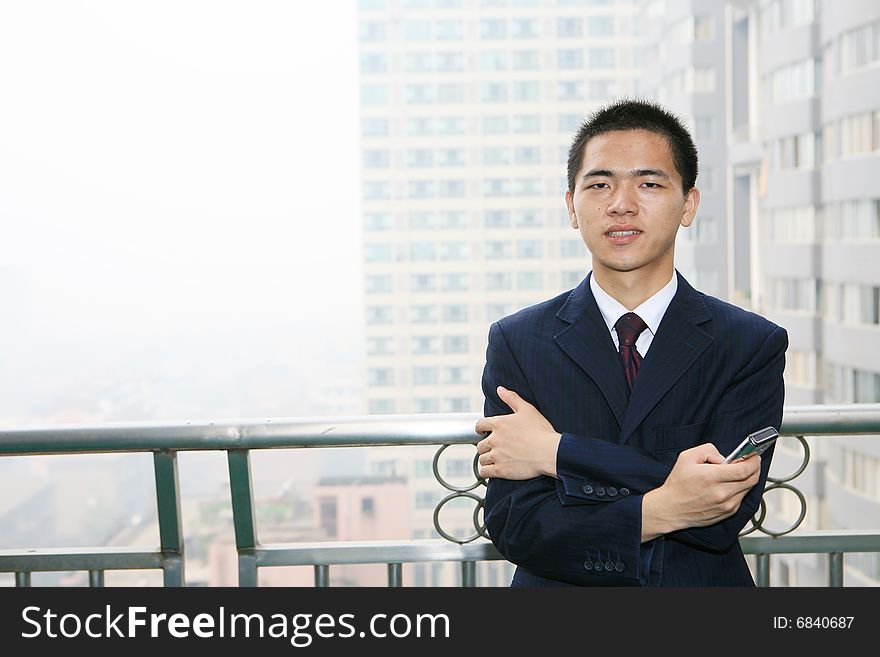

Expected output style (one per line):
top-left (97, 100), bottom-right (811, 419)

top-left (0, 0), bottom-right (361, 338)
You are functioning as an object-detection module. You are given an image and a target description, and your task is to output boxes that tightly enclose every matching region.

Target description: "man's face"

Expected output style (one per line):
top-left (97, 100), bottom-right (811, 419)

top-left (565, 129), bottom-right (699, 281)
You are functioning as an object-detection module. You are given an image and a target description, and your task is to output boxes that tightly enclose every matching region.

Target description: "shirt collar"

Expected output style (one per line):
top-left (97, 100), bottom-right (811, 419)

top-left (589, 271), bottom-right (678, 336)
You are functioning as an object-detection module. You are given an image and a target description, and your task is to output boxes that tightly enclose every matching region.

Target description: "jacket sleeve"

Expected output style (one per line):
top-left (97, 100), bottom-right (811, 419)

top-left (667, 325), bottom-right (788, 551)
top-left (481, 322), bottom-right (661, 586)
top-left (549, 325), bottom-right (789, 553)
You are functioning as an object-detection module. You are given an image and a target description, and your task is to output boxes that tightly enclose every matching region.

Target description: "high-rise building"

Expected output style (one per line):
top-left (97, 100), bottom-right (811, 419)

top-left (358, 0), bottom-right (640, 417)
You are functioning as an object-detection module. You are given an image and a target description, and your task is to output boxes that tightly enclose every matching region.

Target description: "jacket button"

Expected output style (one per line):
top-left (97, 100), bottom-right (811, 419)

top-left (620, 487), bottom-right (630, 496)
top-left (594, 561), bottom-right (603, 572)
top-left (604, 561), bottom-right (614, 572)
top-left (615, 562), bottom-right (625, 572)
top-left (582, 484), bottom-right (593, 494)
top-left (596, 487), bottom-right (606, 497)
top-left (584, 561), bottom-right (593, 571)
top-left (607, 487), bottom-right (618, 497)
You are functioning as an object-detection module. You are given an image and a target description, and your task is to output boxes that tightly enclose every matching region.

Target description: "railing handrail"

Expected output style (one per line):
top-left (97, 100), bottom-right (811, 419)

top-left (2, 403), bottom-right (880, 456)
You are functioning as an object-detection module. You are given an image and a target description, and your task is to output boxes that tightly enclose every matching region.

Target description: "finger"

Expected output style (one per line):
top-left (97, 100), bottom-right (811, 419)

top-left (474, 418), bottom-right (494, 436)
top-left (478, 452), bottom-right (493, 466)
top-left (478, 463), bottom-right (496, 479)
top-left (476, 439), bottom-right (491, 454)
top-left (497, 386), bottom-right (528, 413)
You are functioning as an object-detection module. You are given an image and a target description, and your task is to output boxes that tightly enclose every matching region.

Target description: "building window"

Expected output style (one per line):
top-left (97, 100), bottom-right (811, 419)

top-left (589, 47), bottom-right (615, 69)
top-left (410, 305), bottom-right (438, 323)
top-left (410, 273), bottom-right (437, 293)
top-left (486, 272), bottom-right (513, 290)
top-left (412, 336), bottom-right (438, 354)
top-left (442, 304), bottom-right (469, 322)
top-left (557, 48), bottom-right (583, 70)
top-left (557, 17), bottom-right (583, 38)
top-left (560, 239), bottom-right (585, 258)
top-left (517, 240), bottom-right (543, 258)
top-left (513, 114), bottom-right (541, 133)
top-left (366, 274), bottom-right (393, 293)
top-left (364, 243), bottom-right (393, 262)
top-left (766, 58), bottom-right (816, 103)
top-left (368, 399), bottom-right (395, 413)
top-left (441, 273), bottom-right (469, 291)
top-left (366, 337), bottom-right (394, 356)
top-left (361, 117), bottom-right (390, 137)
top-left (443, 336), bottom-right (469, 353)
top-left (485, 241), bottom-right (513, 259)
top-left (361, 497), bottom-right (375, 516)
top-left (414, 398), bottom-right (439, 412)
top-left (440, 242), bottom-right (469, 260)
top-left (517, 271), bottom-right (543, 290)
top-left (368, 368), bottom-right (395, 386)
top-left (413, 367), bottom-right (439, 385)
top-left (364, 213), bottom-right (393, 231)
top-left (839, 19), bottom-right (880, 74)
top-left (483, 115), bottom-right (509, 134)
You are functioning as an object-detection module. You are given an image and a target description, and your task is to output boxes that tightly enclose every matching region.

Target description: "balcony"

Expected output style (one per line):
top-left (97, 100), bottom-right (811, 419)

top-left (1, 404), bottom-right (879, 587)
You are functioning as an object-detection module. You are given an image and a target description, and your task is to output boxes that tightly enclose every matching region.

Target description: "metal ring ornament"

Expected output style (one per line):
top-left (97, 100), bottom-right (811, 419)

top-left (432, 444), bottom-right (482, 493)
top-left (753, 482), bottom-right (808, 537)
top-left (738, 497), bottom-right (768, 537)
top-left (432, 491), bottom-right (485, 544)
top-left (767, 435), bottom-right (810, 484)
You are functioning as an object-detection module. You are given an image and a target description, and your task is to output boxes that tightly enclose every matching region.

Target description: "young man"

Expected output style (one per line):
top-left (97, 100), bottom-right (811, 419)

top-left (474, 99), bottom-right (787, 586)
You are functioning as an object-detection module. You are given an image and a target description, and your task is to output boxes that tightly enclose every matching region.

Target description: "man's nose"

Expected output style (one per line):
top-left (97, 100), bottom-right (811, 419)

top-left (607, 185), bottom-right (638, 215)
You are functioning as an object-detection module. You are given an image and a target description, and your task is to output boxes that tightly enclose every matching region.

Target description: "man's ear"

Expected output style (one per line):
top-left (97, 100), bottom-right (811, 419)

top-left (565, 190), bottom-right (578, 229)
top-left (680, 186), bottom-right (700, 228)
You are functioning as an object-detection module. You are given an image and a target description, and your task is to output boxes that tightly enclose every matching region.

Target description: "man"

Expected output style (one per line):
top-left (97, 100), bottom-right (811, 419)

top-left (474, 99), bottom-right (787, 587)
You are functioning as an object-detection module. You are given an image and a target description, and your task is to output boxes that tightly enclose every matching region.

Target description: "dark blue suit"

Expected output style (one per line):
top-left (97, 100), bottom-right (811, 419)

top-left (481, 271), bottom-right (788, 586)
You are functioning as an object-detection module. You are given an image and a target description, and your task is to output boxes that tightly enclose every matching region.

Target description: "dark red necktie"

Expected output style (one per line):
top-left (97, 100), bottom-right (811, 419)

top-left (615, 312), bottom-right (648, 390)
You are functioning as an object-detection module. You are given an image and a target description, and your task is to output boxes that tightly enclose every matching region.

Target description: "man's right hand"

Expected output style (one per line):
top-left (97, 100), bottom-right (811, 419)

top-left (641, 443), bottom-right (762, 542)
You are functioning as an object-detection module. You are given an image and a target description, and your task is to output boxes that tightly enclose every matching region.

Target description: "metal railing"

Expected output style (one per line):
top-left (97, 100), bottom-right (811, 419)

top-left (1, 404), bottom-right (879, 587)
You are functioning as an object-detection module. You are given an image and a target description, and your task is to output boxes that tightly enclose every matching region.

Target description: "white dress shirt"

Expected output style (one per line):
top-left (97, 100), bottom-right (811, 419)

top-left (589, 271), bottom-right (678, 358)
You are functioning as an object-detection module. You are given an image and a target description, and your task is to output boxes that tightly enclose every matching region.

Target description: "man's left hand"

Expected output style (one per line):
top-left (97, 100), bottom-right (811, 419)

top-left (475, 386), bottom-right (562, 480)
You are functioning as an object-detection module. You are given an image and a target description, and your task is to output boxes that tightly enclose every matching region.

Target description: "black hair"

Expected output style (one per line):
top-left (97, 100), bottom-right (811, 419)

top-left (566, 98), bottom-right (698, 194)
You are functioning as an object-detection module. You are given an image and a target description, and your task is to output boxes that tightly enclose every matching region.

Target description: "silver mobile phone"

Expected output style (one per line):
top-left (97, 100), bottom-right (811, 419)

top-left (722, 426), bottom-right (779, 464)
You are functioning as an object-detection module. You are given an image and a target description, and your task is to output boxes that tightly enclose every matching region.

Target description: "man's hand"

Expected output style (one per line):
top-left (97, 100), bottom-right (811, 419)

top-left (641, 443), bottom-right (762, 541)
top-left (475, 386), bottom-right (562, 480)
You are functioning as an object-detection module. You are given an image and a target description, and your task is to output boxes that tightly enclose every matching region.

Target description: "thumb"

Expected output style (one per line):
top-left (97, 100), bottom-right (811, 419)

top-left (497, 386), bottom-right (525, 412)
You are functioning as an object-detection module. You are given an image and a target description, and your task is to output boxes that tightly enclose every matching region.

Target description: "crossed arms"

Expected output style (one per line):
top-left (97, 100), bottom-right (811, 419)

top-left (476, 320), bottom-right (788, 585)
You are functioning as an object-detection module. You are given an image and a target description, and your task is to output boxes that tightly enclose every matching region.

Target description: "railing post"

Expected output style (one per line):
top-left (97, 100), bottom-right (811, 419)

top-left (228, 449), bottom-right (259, 587)
top-left (388, 562), bottom-right (403, 587)
top-left (154, 450), bottom-right (185, 587)
top-left (89, 570), bottom-right (105, 587)
top-left (755, 553), bottom-right (770, 587)
top-left (829, 552), bottom-right (844, 587)
top-left (15, 572), bottom-right (31, 587)
top-left (461, 560), bottom-right (476, 587)
top-left (315, 565), bottom-right (330, 587)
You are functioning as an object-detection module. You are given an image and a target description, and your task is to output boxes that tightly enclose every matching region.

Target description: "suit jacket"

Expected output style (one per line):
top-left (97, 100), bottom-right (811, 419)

top-left (481, 271), bottom-right (788, 587)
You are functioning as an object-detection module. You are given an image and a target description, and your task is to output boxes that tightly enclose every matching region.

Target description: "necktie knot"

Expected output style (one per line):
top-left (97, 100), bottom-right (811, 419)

top-left (615, 312), bottom-right (648, 347)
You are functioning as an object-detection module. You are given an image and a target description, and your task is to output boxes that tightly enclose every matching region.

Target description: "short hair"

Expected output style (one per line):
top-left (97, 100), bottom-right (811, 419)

top-left (566, 98), bottom-right (699, 194)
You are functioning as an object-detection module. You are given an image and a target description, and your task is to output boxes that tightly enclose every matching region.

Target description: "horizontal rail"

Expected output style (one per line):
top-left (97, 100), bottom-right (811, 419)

top-left (1, 404), bottom-right (879, 456)
top-left (740, 530), bottom-right (880, 555)
top-left (0, 547), bottom-right (165, 572)
top-left (253, 540), bottom-right (500, 568)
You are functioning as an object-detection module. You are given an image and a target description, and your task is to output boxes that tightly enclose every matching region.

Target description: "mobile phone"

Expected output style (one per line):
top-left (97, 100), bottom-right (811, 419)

top-left (722, 426), bottom-right (779, 464)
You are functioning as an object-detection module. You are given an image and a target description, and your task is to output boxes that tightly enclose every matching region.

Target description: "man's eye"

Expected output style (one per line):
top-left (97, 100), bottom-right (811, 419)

top-left (642, 182), bottom-right (661, 188)
top-left (587, 182), bottom-right (609, 189)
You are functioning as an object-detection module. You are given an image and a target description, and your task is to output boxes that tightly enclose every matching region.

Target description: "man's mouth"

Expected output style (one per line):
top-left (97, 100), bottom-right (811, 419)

top-left (606, 230), bottom-right (642, 237)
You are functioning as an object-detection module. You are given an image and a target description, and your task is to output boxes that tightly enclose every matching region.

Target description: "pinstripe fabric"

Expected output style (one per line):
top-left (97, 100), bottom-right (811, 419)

top-left (481, 271), bottom-right (788, 587)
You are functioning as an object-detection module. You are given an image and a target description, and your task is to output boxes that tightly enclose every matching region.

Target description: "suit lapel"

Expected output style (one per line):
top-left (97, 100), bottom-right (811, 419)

top-left (618, 273), bottom-right (714, 444)
top-left (554, 274), bottom-right (629, 428)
